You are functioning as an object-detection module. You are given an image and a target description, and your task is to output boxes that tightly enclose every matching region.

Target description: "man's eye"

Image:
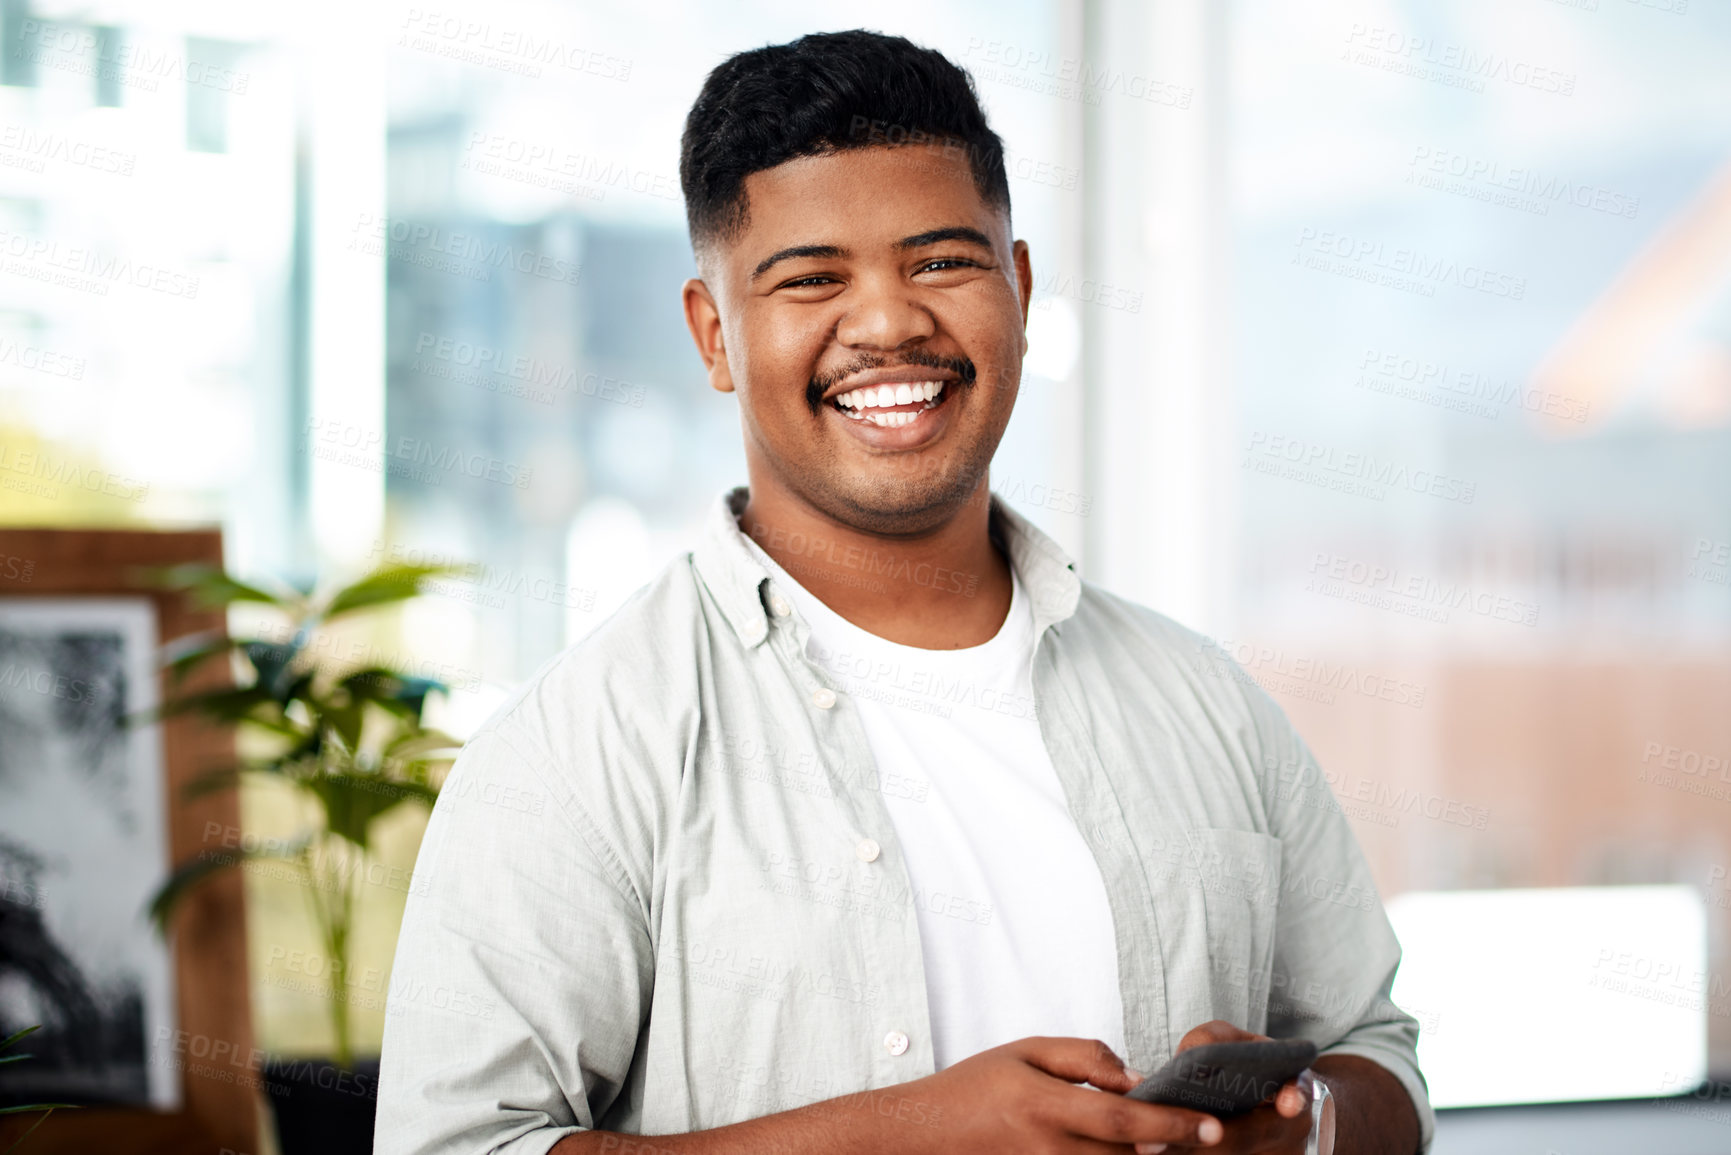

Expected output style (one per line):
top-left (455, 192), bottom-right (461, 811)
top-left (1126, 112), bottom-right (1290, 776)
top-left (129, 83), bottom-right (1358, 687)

top-left (918, 258), bottom-right (979, 273)
top-left (781, 275), bottom-right (836, 289)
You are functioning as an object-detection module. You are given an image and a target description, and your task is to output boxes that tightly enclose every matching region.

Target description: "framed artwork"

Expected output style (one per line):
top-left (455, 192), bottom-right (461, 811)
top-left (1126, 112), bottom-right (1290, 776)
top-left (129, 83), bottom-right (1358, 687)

top-left (0, 528), bottom-right (255, 1155)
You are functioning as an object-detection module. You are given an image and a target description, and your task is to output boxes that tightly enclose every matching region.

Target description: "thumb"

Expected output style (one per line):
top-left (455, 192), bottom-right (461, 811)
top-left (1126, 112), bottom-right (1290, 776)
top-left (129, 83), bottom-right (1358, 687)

top-left (1176, 1019), bottom-right (1266, 1053)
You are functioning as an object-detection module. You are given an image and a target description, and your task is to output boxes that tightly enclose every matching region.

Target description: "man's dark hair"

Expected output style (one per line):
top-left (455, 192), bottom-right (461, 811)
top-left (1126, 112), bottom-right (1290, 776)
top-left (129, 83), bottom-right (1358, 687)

top-left (679, 29), bottom-right (1011, 256)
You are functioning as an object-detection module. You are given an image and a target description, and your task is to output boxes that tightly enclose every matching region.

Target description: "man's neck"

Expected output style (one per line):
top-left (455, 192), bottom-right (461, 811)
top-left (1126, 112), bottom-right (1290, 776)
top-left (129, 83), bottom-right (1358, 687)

top-left (737, 481), bottom-right (1014, 650)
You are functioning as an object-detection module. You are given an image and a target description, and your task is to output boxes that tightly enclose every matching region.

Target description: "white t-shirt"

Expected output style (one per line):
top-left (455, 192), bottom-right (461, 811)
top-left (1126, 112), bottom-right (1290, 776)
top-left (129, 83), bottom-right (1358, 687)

top-left (742, 536), bottom-right (1127, 1069)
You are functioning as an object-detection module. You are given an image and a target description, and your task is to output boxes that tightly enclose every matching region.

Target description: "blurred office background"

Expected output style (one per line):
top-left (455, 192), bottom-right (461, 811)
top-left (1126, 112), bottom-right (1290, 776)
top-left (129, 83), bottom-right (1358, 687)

top-left (2, 0), bottom-right (1729, 1148)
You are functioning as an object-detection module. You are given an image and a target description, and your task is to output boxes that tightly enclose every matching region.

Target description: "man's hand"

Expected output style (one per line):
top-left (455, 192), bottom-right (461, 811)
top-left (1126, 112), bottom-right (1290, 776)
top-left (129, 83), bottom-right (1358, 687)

top-left (1151, 1021), bottom-right (1313, 1154)
top-left (552, 1033), bottom-right (1297, 1155)
top-left (898, 1036), bottom-right (1228, 1153)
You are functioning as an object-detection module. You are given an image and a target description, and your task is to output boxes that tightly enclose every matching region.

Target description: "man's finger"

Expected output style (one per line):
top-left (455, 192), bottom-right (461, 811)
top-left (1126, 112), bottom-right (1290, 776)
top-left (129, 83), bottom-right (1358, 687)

top-left (1175, 1019), bottom-right (1268, 1052)
top-left (1058, 1085), bottom-right (1224, 1148)
top-left (1015, 1036), bottom-right (1141, 1093)
top-left (1182, 1099), bottom-right (1311, 1152)
top-left (1273, 1078), bottom-right (1308, 1117)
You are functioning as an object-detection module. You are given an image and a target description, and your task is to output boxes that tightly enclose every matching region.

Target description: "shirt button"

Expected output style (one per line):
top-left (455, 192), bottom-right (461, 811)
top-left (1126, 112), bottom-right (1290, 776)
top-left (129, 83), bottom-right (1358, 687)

top-left (883, 1030), bottom-right (910, 1057)
top-left (768, 593), bottom-right (792, 617)
top-left (855, 838), bottom-right (880, 863)
top-left (811, 687), bottom-right (837, 710)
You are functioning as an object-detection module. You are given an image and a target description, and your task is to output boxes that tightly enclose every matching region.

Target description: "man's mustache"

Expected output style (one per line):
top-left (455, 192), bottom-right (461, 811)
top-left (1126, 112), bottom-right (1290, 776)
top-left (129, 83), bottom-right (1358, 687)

top-left (806, 351), bottom-right (977, 414)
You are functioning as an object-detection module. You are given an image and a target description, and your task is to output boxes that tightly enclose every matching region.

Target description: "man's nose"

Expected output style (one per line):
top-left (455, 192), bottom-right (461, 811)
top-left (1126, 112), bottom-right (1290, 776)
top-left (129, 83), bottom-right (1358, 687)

top-left (834, 275), bottom-right (937, 350)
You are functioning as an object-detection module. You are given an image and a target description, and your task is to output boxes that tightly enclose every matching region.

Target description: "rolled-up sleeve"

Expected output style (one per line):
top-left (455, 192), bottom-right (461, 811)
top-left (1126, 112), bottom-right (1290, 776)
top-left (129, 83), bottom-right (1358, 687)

top-left (375, 725), bottom-right (651, 1155)
top-left (1247, 687), bottom-right (1437, 1154)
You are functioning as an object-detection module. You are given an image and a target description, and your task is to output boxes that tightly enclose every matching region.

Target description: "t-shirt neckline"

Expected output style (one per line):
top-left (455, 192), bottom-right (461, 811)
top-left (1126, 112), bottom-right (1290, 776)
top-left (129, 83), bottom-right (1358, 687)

top-left (740, 530), bottom-right (1030, 662)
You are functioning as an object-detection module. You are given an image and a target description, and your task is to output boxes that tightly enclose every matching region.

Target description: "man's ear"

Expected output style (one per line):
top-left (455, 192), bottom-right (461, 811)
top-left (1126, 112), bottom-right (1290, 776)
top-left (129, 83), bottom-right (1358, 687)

top-left (682, 276), bottom-right (736, 394)
top-left (1013, 239), bottom-right (1033, 354)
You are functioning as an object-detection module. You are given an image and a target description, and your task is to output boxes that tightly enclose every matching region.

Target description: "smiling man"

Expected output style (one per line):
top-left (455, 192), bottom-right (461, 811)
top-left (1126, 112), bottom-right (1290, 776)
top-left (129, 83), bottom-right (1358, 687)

top-left (376, 30), bottom-right (1432, 1155)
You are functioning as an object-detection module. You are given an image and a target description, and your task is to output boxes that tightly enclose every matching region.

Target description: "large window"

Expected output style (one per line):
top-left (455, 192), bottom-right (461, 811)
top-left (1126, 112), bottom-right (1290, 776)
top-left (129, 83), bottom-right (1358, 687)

top-left (3, 0), bottom-right (1726, 1110)
top-left (1216, 0), bottom-right (1731, 1088)
top-left (0, 0), bottom-right (1074, 1060)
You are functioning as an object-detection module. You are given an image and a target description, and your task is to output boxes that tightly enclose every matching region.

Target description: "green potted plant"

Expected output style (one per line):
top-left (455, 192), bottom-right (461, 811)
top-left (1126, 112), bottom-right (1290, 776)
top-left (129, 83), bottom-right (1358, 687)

top-left (0, 1026), bottom-right (78, 1152)
top-left (146, 563), bottom-right (467, 1155)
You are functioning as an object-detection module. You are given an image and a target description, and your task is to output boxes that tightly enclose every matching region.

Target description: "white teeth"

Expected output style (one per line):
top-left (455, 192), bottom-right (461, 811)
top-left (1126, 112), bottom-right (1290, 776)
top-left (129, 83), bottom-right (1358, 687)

top-left (833, 380), bottom-right (949, 412)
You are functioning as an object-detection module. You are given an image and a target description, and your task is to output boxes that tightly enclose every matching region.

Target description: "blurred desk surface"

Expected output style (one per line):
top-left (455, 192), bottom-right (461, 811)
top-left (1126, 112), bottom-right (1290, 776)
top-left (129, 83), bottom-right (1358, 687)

top-left (1434, 1097), bottom-right (1731, 1154)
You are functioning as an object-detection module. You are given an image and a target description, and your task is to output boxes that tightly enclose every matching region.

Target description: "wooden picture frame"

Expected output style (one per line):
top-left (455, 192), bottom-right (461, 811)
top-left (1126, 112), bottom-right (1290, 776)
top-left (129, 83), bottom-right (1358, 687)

top-left (0, 528), bottom-right (256, 1155)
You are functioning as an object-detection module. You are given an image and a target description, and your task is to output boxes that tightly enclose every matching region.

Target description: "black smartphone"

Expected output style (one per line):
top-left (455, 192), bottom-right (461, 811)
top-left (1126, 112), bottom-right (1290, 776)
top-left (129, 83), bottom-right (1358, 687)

top-left (1124, 1039), bottom-right (1318, 1116)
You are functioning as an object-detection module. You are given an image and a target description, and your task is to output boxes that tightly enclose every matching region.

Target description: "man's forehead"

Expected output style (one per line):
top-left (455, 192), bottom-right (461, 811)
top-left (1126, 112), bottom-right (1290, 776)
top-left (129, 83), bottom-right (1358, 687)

top-left (750, 142), bottom-right (976, 187)
top-left (720, 146), bottom-right (1006, 268)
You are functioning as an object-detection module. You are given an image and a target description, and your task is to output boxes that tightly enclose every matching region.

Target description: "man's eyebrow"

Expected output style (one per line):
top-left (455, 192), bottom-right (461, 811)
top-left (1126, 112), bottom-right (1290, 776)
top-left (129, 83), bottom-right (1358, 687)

top-left (897, 226), bottom-right (994, 252)
top-left (750, 243), bottom-right (849, 282)
top-left (748, 227), bottom-right (996, 283)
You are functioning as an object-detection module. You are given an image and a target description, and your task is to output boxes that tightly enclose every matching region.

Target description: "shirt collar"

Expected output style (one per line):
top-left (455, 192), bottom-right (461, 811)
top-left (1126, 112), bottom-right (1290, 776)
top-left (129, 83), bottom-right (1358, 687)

top-left (691, 485), bottom-right (1082, 649)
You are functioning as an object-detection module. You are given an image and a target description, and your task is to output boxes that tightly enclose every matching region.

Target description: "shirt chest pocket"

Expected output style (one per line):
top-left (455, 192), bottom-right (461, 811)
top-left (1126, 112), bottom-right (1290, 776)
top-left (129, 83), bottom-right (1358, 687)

top-left (1182, 827), bottom-right (1282, 1033)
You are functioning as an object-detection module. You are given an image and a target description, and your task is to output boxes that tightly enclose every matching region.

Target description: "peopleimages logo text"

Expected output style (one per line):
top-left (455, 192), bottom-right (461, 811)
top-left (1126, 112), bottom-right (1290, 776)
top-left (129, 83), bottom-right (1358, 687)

top-left (349, 214), bottom-right (582, 285)
top-left (1244, 432), bottom-right (1477, 504)
top-left (1407, 146), bottom-right (1640, 219)
top-left (1293, 228), bottom-right (1525, 300)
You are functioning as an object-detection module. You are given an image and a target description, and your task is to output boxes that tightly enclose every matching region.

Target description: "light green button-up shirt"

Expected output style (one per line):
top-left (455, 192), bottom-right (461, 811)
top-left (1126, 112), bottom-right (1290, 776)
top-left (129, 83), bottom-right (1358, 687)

top-left (376, 486), bottom-right (1435, 1154)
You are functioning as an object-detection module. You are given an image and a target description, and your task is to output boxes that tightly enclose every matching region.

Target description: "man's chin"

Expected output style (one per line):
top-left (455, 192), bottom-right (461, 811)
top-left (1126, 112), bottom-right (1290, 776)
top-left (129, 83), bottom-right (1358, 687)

top-left (813, 472), bottom-right (987, 539)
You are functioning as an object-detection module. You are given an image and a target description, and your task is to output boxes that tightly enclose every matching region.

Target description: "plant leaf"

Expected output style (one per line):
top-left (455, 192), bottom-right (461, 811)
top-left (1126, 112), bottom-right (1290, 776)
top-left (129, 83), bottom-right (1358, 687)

top-left (160, 629), bottom-right (240, 683)
top-left (319, 563), bottom-right (475, 622)
top-left (0, 1026), bottom-right (41, 1053)
top-left (388, 675), bottom-right (446, 721)
top-left (2, 1105), bottom-right (78, 1154)
top-left (147, 841), bottom-right (310, 933)
top-left (342, 669), bottom-right (450, 727)
top-left (244, 639), bottom-right (305, 699)
top-left (323, 700), bottom-right (365, 753)
top-left (152, 684), bottom-right (281, 724)
top-left (305, 773), bottom-right (439, 849)
top-left (140, 563), bottom-right (293, 611)
top-left (384, 727), bottom-right (462, 761)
